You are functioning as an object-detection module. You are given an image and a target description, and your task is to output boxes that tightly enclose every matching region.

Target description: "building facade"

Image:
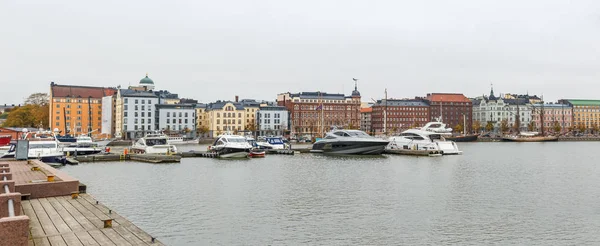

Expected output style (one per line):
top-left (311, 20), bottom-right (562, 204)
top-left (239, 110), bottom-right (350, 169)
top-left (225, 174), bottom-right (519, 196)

top-left (256, 106), bottom-right (289, 137)
top-left (277, 87), bottom-right (361, 138)
top-left (240, 98), bottom-right (260, 130)
top-left (371, 99), bottom-right (430, 134)
top-left (115, 89), bottom-right (159, 139)
top-left (195, 104), bottom-right (209, 138)
top-left (426, 93), bottom-right (472, 132)
top-left (205, 101), bottom-right (246, 137)
top-left (360, 107), bottom-right (372, 134)
top-left (560, 99), bottom-right (600, 130)
top-left (49, 82), bottom-right (117, 136)
top-left (531, 103), bottom-right (572, 132)
top-left (156, 104), bottom-right (196, 137)
top-left (472, 89), bottom-right (534, 132)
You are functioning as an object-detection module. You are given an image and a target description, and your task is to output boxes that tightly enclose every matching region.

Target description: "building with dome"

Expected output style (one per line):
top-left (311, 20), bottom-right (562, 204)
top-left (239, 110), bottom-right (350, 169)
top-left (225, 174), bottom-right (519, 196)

top-left (129, 73), bottom-right (155, 91)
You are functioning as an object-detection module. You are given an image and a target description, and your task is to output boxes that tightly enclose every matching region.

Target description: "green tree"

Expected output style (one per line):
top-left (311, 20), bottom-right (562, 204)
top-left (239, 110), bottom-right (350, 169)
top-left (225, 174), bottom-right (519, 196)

top-left (485, 121), bottom-right (494, 132)
top-left (500, 119), bottom-right (509, 133)
top-left (578, 123), bottom-right (586, 133)
top-left (473, 120), bottom-right (482, 133)
top-left (593, 123), bottom-right (599, 134)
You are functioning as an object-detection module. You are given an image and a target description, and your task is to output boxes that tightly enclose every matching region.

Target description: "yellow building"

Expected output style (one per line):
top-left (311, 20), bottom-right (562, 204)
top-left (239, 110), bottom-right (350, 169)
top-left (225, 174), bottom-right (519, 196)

top-left (563, 99), bottom-right (600, 130)
top-left (195, 104), bottom-right (209, 137)
top-left (239, 99), bottom-right (260, 130)
top-left (205, 101), bottom-right (246, 137)
top-left (49, 82), bottom-right (117, 137)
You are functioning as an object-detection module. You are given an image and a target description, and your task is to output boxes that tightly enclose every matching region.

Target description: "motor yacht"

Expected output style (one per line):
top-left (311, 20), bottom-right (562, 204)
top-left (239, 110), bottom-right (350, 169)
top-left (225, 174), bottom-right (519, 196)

top-left (386, 128), bottom-right (462, 155)
top-left (265, 137), bottom-right (289, 149)
top-left (131, 134), bottom-right (178, 154)
top-left (0, 130), bottom-right (67, 164)
top-left (312, 129), bottom-right (389, 155)
top-left (209, 134), bottom-right (252, 158)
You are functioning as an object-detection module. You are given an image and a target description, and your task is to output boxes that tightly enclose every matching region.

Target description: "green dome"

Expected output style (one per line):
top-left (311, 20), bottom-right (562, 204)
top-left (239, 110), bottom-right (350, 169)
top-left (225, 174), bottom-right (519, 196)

top-left (140, 74), bottom-right (154, 84)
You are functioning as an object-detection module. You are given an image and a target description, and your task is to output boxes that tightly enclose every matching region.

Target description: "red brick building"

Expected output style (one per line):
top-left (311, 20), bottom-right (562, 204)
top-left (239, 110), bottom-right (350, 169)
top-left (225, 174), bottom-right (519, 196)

top-left (371, 99), bottom-right (430, 134)
top-left (277, 89), bottom-right (361, 138)
top-left (426, 93), bottom-right (472, 131)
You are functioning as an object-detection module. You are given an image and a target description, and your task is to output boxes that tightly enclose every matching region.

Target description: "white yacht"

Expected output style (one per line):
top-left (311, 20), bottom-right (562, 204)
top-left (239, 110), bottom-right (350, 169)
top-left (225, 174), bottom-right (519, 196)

top-left (146, 133), bottom-right (195, 145)
top-left (386, 127), bottom-right (462, 155)
top-left (421, 121), bottom-right (453, 135)
top-left (62, 135), bottom-right (103, 156)
top-left (312, 129), bottom-right (389, 155)
top-left (0, 130), bottom-right (67, 164)
top-left (131, 134), bottom-right (178, 154)
top-left (209, 134), bottom-right (252, 158)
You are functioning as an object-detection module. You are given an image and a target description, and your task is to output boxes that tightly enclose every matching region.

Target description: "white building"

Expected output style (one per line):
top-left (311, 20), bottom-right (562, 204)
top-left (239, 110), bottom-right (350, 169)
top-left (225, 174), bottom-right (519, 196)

top-left (115, 89), bottom-right (160, 139)
top-left (472, 87), bottom-right (533, 131)
top-left (157, 104), bottom-right (196, 137)
top-left (256, 106), bottom-right (289, 137)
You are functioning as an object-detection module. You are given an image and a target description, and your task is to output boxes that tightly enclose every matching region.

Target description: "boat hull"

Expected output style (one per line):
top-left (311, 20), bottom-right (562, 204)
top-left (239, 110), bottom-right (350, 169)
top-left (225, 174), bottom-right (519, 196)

top-left (249, 150), bottom-right (265, 158)
top-left (312, 141), bottom-right (389, 155)
top-left (62, 148), bottom-right (103, 156)
top-left (501, 136), bottom-right (559, 142)
top-left (216, 148), bottom-right (250, 158)
top-left (445, 134), bottom-right (479, 142)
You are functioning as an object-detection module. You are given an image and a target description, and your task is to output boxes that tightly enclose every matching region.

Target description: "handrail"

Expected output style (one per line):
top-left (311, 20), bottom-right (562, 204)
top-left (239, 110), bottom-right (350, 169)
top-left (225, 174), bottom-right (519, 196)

top-left (1, 170), bottom-right (15, 217)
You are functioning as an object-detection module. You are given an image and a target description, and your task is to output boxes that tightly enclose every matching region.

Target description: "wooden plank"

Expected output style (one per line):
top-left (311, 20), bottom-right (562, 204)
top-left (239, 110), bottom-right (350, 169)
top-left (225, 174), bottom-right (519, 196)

top-left (79, 194), bottom-right (128, 224)
top-left (66, 197), bottom-right (104, 229)
top-left (30, 199), bottom-right (59, 236)
top-left (47, 197), bottom-right (85, 232)
top-left (32, 238), bottom-right (51, 246)
top-left (87, 229), bottom-right (116, 246)
top-left (122, 223), bottom-right (164, 245)
top-left (39, 198), bottom-right (72, 234)
top-left (56, 196), bottom-right (97, 231)
top-left (73, 197), bottom-right (117, 227)
top-left (28, 239), bottom-right (34, 246)
top-left (47, 235), bottom-right (67, 246)
top-left (112, 225), bottom-right (146, 245)
top-left (73, 231), bottom-right (100, 246)
top-left (101, 228), bottom-right (132, 246)
top-left (22, 200), bottom-right (46, 238)
top-left (61, 232), bottom-right (83, 246)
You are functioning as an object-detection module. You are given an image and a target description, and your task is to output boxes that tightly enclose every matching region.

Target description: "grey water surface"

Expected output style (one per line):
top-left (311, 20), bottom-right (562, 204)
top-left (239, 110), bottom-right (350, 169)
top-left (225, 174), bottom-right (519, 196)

top-left (60, 142), bottom-right (600, 245)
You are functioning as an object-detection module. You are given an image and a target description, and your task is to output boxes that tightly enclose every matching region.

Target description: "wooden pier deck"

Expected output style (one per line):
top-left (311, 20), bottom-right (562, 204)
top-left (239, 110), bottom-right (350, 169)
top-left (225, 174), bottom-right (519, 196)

top-left (24, 193), bottom-right (164, 246)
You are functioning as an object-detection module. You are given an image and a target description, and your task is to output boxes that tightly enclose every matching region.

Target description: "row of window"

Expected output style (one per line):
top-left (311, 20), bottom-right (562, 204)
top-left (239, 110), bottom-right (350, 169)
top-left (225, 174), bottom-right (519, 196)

top-left (53, 99), bottom-right (101, 103)
top-left (124, 112), bottom-right (151, 117)
top-left (124, 98), bottom-right (154, 104)
top-left (124, 105), bottom-right (152, 111)
top-left (166, 112), bottom-right (192, 117)
top-left (55, 122), bottom-right (101, 127)
top-left (56, 116), bottom-right (101, 121)
top-left (215, 112), bottom-right (242, 118)
top-left (216, 119), bottom-right (242, 124)
top-left (55, 104), bottom-right (102, 109)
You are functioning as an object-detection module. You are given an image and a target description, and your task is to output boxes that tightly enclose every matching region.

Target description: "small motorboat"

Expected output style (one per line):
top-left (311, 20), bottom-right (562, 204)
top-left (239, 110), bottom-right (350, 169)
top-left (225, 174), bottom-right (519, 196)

top-left (249, 149), bottom-right (266, 158)
top-left (209, 134), bottom-right (252, 158)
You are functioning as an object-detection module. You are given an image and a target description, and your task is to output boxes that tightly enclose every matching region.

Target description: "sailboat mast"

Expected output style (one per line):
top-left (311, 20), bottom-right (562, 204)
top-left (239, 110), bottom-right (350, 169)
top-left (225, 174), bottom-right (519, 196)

top-left (384, 88), bottom-right (387, 135)
top-left (540, 97), bottom-right (545, 136)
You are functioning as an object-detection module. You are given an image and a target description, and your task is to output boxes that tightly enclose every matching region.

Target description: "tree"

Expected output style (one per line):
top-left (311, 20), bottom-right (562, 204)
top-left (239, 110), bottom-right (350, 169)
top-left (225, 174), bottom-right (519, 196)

top-left (391, 126), bottom-right (398, 134)
top-left (578, 123), bottom-right (586, 133)
top-left (454, 123), bottom-right (464, 133)
top-left (2, 104), bottom-right (49, 128)
top-left (593, 123), bottom-right (600, 134)
top-left (411, 121), bottom-right (419, 128)
top-left (197, 126), bottom-right (209, 137)
top-left (528, 121), bottom-right (535, 131)
top-left (500, 119), bottom-right (509, 133)
top-left (473, 120), bottom-right (482, 133)
top-left (553, 121), bottom-right (561, 133)
top-left (25, 93), bottom-right (49, 106)
top-left (485, 121), bottom-right (494, 132)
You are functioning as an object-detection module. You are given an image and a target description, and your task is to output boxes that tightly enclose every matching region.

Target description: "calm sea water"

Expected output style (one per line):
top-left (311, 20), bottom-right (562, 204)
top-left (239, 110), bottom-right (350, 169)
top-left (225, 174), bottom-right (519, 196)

top-left (60, 143), bottom-right (600, 245)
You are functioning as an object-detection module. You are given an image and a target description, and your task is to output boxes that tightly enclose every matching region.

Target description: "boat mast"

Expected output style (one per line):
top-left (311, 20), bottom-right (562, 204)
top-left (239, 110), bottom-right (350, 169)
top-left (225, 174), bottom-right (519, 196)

top-left (384, 88), bottom-right (387, 135)
top-left (320, 92), bottom-right (324, 136)
top-left (540, 96), bottom-right (545, 136)
top-left (515, 100), bottom-right (521, 135)
top-left (63, 107), bottom-right (67, 135)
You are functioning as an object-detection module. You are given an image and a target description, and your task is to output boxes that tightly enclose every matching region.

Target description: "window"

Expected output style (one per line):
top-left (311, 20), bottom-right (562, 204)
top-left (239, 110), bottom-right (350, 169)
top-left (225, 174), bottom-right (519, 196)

top-left (124, 118), bottom-right (128, 123)
top-left (148, 100), bottom-right (151, 104)
top-left (135, 99), bottom-right (138, 104)
top-left (56, 122), bottom-right (60, 126)
top-left (124, 105), bottom-right (128, 110)
top-left (185, 112), bottom-right (188, 117)
top-left (56, 104), bottom-right (60, 108)
top-left (141, 100), bottom-right (145, 104)
top-left (77, 111), bottom-right (81, 115)
top-left (238, 113), bottom-right (241, 117)
top-left (135, 105), bottom-right (138, 110)
top-left (217, 119), bottom-right (220, 124)
top-left (142, 112), bottom-right (145, 117)
top-left (142, 105), bottom-right (145, 110)
top-left (167, 119), bottom-right (170, 123)
top-left (134, 119), bottom-right (138, 124)
top-left (179, 112), bottom-right (182, 117)
top-left (185, 119), bottom-right (188, 123)
top-left (141, 119), bottom-right (145, 124)
top-left (124, 98), bottom-right (128, 103)
top-left (148, 119), bottom-right (151, 124)
top-left (148, 112), bottom-right (151, 117)
top-left (134, 112), bottom-right (138, 117)
top-left (78, 105), bottom-right (81, 109)
top-left (124, 112), bottom-right (128, 117)
top-left (67, 105), bottom-right (70, 108)
top-left (167, 112), bottom-right (170, 117)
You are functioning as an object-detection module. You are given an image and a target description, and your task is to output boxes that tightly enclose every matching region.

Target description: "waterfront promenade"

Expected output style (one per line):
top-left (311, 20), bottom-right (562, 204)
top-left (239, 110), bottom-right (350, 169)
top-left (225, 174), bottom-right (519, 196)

top-left (0, 160), bottom-right (163, 246)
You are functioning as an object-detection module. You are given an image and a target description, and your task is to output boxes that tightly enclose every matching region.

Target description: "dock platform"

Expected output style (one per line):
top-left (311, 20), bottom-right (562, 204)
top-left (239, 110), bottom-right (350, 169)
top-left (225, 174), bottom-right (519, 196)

top-left (24, 193), bottom-right (163, 246)
top-left (76, 154), bottom-right (181, 163)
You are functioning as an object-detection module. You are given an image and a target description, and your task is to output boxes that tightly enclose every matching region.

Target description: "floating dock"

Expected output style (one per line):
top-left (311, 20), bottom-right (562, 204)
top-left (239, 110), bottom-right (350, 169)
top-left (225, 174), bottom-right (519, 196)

top-left (76, 154), bottom-right (181, 163)
top-left (0, 160), bottom-right (164, 245)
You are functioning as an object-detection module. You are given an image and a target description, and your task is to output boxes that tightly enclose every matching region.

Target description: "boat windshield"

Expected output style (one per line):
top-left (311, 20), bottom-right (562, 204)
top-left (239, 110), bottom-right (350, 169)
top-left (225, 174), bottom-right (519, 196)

top-left (429, 134), bottom-right (442, 141)
top-left (347, 131), bottom-right (370, 137)
top-left (30, 143), bottom-right (58, 149)
top-left (267, 138), bottom-right (284, 144)
top-left (145, 138), bottom-right (167, 146)
top-left (227, 138), bottom-right (247, 143)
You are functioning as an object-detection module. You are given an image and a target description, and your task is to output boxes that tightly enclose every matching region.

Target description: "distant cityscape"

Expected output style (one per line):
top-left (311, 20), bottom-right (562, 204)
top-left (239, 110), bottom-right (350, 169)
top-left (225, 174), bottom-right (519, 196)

top-left (1, 74), bottom-right (599, 139)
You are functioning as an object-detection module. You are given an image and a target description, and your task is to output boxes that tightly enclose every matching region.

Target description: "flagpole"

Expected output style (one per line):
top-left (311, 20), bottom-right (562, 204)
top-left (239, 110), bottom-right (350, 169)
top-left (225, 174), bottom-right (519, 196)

top-left (320, 91), bottom-right (324, 136)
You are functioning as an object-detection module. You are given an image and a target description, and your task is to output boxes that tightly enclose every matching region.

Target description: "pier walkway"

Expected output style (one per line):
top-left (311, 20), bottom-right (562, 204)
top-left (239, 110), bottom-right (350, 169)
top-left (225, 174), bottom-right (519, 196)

top-left (0, 160), bottom-right (163, 246)
top-left (24, 193), bottom-right (163, 246)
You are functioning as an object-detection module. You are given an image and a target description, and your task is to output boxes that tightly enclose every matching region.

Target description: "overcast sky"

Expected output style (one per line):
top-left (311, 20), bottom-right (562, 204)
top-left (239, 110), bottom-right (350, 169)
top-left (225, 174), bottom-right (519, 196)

top-left (2, 0), bottom-right (599, 104)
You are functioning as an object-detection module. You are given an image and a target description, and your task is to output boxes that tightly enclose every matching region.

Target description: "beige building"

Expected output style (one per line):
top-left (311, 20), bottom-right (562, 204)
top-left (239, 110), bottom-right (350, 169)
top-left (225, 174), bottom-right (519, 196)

top-left (240, 99), bottom-right (260, 130)
top-left (195, 104), bottom-right (209, 137)
top-left (205, 101), bottom-right (247, 137)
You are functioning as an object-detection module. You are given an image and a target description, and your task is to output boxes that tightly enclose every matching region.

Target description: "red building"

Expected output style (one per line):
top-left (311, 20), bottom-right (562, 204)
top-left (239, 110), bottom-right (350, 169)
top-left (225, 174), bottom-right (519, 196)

top-left (277, 89), bottom-right (361, 138)
top-left (426, 93), bottom-right (472, 131)
top-left (371, 99), bottom-right (430, 134)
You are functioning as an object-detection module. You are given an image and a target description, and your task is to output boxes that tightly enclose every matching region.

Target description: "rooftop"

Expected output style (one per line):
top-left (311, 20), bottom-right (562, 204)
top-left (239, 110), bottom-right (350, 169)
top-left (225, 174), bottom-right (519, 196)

top-left (426, 93), bottom-right (471, 103)
top-left (206, 101), bottom-right (245, 110)
top-left (374, 99), bottom-right (430, 107)
top-left (258, 106), bottom-right (287, 111)
top-left (286, 92), bottom-right (349, 100)
top-left (360, 107), bottom-right (373, 113)
top-left (50, 83), bottom-right (117, 98)
top-left (120, 89), bottom-right (158, 98)
top-left (563, 99), bottom-right (600, 106)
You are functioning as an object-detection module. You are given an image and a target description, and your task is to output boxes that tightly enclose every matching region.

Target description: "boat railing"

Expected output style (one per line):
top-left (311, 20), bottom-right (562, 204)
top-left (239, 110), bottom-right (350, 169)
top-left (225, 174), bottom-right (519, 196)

top-left (1, 169), bottom-right (15, 217)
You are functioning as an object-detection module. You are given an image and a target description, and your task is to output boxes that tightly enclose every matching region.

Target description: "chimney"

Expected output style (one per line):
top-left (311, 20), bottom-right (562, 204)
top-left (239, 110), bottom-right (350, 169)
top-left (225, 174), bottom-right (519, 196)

top-left (235, 95), bottom-right (239, 102)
